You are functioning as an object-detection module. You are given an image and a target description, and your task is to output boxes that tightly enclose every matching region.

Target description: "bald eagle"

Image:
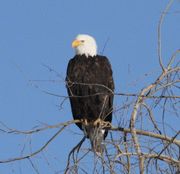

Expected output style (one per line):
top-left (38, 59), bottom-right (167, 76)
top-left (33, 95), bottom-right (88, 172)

top-left (66, 34), bottom-right (114, 154)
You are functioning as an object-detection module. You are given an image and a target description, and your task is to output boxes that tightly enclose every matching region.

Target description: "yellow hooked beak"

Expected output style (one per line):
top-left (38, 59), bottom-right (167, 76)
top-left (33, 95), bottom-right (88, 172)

top-left (72, 40), bottom-right (82, 48)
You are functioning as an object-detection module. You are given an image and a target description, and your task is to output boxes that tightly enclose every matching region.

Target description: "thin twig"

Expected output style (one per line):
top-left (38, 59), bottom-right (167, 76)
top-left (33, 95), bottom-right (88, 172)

top-left (158, 0), bottom-right (174, 71)
top-left (0, 127), bottom-right (66, 163)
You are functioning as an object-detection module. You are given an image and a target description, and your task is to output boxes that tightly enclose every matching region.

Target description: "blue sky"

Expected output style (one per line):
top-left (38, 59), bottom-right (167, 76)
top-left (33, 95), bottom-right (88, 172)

top-left (0, 0), bottom-right (179, 173)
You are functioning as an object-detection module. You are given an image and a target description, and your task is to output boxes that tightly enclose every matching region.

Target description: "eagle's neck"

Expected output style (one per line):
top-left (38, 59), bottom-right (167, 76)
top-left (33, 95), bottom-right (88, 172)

top-left (77, 54), bottom-right (96, 58)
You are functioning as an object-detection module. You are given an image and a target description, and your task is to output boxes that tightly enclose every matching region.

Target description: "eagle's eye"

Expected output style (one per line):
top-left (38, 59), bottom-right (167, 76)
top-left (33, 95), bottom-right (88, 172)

top-left (81, 40), bottom-right (85, 43)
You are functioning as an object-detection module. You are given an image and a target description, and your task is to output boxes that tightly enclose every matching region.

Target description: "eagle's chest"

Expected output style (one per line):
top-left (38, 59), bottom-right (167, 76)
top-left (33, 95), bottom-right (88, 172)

top-left (73, 60), bottom-right (100, 82)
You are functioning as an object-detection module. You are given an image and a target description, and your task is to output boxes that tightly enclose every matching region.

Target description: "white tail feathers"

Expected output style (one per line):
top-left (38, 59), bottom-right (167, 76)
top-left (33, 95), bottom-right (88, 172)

top-left (83, 125), bottom-right (105, 154)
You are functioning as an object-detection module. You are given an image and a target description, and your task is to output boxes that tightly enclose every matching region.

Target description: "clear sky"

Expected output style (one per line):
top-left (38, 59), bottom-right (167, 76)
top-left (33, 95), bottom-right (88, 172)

top-left (0, 0), bottom-right (179, 173)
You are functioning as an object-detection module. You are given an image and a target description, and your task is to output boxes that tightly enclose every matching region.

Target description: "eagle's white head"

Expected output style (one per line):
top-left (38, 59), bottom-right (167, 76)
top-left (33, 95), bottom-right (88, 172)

top-left (72, 34), bottom-right (97, 57)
